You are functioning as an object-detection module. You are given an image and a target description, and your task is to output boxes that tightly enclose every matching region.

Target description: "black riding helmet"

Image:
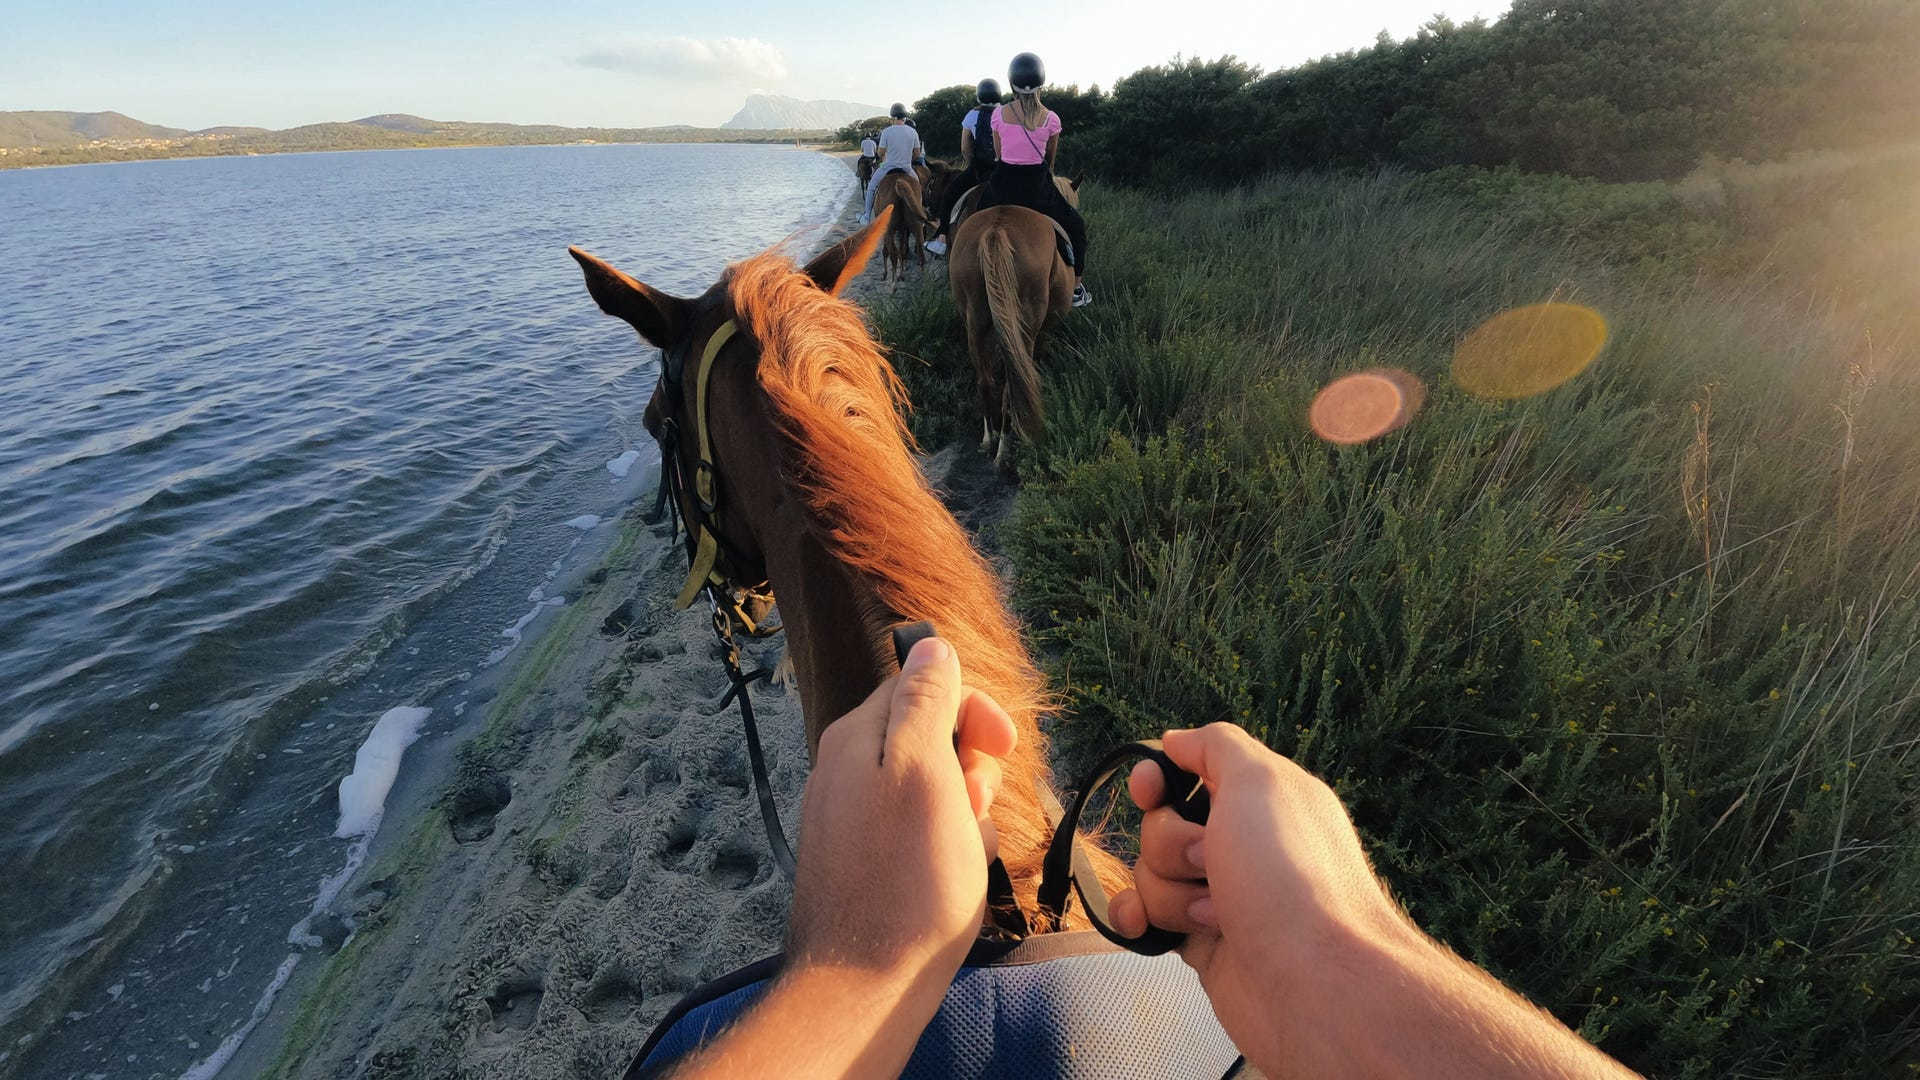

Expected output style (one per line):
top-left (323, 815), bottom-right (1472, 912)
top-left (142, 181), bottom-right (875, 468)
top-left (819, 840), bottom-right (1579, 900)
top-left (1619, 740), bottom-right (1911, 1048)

top-left (889, 102), bottom-right (908, 119)
top-left (1009, 53), bottom-right (1045, 94)
top-left (976, 78), bottom-right (1002, 104)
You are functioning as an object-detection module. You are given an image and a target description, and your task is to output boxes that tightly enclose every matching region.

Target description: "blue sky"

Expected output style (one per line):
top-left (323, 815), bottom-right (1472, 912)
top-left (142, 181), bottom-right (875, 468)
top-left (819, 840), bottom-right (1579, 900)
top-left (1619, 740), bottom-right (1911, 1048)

top-left (3, 1), bottom-right (1508, 130)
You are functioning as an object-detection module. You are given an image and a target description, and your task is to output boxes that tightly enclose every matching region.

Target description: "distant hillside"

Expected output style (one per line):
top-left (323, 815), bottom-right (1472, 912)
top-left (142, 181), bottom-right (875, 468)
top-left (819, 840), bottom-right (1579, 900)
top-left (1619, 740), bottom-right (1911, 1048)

top-left (351, 113), bottom-right (440, 134)
top-left (723, 94), bottom-right (881, 131)
top-left (0, 109), bottom-right (834, 168)
top-left (0, 111), bottom-right (188, 148)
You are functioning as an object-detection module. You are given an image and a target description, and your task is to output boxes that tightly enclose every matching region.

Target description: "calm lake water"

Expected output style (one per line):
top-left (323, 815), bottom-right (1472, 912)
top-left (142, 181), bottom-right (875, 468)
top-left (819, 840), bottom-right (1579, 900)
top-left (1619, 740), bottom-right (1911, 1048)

top-left (0, 142), bottom-right (851, 1078)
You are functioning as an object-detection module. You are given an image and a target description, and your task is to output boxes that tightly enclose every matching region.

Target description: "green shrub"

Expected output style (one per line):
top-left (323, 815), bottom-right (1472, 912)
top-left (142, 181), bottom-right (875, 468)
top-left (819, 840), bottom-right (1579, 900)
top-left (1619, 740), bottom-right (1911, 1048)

top-left (872, 171), bottom-right (1920, 1076)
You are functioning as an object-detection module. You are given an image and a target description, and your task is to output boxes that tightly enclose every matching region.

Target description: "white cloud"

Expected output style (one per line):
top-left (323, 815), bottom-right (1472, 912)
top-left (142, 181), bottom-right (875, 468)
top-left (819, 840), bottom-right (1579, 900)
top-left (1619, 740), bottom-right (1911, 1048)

top-left (578, 36), bottom-right (788, 82)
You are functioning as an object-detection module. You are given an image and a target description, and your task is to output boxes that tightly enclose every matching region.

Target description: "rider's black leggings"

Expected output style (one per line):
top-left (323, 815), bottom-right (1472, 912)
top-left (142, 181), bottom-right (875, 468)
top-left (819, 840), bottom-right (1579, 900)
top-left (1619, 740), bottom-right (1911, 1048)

top-left (976, 162), bottom-right (1088, 276)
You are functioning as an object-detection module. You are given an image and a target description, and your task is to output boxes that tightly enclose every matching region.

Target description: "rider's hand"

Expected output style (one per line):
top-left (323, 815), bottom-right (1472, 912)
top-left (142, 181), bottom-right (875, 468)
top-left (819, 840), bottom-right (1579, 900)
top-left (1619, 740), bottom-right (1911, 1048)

top-left (1109, 724), bottom-right (1639, 1079)
top-left (786, 636), bottom-right (1015, 1004)
top-left (1108, 723), bottom-right (1406, 1071)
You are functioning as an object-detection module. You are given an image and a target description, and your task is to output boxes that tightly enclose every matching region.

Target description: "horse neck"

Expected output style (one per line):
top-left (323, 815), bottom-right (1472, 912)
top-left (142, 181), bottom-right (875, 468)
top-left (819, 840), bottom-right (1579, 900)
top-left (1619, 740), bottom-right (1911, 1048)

top-left (698, 363), bottom-right (889, 754)
top-left (755, 505), bottom-right (894, 755)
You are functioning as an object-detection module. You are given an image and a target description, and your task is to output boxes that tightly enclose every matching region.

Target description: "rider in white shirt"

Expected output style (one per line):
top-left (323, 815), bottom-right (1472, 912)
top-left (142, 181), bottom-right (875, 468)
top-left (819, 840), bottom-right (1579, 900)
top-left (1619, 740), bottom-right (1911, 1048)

top-left (861, 103), bottom-right (921, 224)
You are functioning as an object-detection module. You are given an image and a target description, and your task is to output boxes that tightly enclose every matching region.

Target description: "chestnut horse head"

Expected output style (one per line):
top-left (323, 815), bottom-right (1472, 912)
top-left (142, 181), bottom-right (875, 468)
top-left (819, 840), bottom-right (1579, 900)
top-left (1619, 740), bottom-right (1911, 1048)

top-left (567, 216), bottom-right (1123, 928)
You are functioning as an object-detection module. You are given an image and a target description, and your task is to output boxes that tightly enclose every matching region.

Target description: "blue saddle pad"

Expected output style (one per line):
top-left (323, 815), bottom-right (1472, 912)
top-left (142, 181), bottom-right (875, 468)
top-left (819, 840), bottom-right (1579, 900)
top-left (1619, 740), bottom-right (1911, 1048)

top-left (628, 931), bottom-right (1242, 1079)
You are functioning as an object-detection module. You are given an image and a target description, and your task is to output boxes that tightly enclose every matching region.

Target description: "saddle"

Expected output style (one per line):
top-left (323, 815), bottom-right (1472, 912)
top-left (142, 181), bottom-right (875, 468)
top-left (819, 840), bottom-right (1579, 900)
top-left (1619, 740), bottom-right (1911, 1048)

top-left (626, 932), bottom-right (1242, 1079)
top-left (950, 187), bottom-right (1075, 266)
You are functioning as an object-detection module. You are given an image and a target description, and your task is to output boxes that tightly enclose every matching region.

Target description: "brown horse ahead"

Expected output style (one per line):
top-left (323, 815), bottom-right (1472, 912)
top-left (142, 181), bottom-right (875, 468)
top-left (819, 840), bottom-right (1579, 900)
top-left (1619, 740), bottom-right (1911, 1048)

top-left (922, 159), bottom-right (957, 215)
top-left (872, 169), bottom-right (934, 285)
top-left (949, 176), bottom-right (1081, 468)
top-left (567, 215), bottom-right (1125, 930)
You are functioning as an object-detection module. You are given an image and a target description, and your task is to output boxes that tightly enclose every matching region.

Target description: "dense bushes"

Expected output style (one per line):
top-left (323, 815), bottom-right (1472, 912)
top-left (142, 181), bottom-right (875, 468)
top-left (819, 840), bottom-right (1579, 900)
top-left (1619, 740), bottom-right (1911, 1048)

top-left (903, 1), bottom-right (1920, 186)
top-left (867, 171), bottom-right (1920, 1076)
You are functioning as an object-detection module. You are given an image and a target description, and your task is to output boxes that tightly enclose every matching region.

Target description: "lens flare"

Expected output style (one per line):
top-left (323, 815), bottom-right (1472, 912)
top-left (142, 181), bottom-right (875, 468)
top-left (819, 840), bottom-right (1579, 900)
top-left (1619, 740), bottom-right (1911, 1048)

top-left (1452, 303), bottom-right (1609, 400)
top-left (1308, 368), bottom-right (1426, 445)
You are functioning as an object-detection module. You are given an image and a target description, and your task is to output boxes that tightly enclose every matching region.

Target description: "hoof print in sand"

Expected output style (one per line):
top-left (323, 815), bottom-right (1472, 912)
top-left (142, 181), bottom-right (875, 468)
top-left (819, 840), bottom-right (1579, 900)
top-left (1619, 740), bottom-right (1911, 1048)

top-left (653, 803), bottom-right (702, 865)
top-left (707, 745), bottom-right (750, 794)
top-left (641, 754), bottom-right (680, 797)
top-left (449, 772), bottom-right (512, 843)
top-left (479, 974), bottom-right (545, 1045)
top-left (709, 844), bottom-right (760, 890)
top-left (583, 971), bottom-right (645, 1024)
top-left (600, 599), bottom-right (644, 638)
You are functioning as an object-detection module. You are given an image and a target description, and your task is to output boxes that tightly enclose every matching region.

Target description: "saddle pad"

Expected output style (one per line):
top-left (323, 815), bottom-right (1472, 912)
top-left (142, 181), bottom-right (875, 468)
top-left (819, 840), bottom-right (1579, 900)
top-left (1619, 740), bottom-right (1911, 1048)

top-left (629, 932), bottom-right (1242, 1079)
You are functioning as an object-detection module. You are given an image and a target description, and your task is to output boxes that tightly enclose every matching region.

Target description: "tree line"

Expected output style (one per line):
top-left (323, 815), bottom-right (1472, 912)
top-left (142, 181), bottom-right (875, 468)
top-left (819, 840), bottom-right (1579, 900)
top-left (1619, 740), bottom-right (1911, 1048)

top-left (871, 0), bottom-right (1917, 186)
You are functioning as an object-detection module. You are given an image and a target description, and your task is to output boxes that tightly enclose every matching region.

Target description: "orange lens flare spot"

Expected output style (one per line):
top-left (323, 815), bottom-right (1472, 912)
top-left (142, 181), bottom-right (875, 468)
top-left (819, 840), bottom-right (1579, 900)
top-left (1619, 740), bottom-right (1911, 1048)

top-left (1309, 368), bottom-right (1426, 445)
top-left (1452, 303), bottom-right (1610, 400)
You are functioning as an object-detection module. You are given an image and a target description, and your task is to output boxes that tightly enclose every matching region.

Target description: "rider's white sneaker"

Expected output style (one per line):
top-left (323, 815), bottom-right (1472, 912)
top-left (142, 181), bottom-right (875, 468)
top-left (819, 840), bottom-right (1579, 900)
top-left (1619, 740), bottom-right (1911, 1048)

top-left (1072, 284), bottom-right (1093, 308)
top-left (925, 238), bottom-right (948, 256)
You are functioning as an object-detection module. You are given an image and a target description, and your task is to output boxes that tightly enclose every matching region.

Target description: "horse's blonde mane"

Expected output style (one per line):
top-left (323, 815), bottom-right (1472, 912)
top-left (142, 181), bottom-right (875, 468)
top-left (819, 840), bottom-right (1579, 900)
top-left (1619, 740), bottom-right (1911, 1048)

top-left (721, 251), bottom-right (1117, 917)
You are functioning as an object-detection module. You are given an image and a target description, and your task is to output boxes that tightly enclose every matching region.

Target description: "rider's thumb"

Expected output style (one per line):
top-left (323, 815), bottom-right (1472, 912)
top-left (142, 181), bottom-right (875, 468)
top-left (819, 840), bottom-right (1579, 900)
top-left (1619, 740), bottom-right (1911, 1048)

top-left (886, 636), bottom-right (963, 763)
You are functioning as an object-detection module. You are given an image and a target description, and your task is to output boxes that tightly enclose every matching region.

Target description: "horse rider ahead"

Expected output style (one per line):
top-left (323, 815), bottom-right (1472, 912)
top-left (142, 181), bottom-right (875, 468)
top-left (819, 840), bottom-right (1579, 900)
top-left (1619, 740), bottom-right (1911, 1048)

top-left (924, 78), bottom-right (1001, 260)
top-left (905, 116), bottom-right (928, 168)
top-left (971, 53), bottom-right (1091, 307)
top-left (860, 103), bottom-right (924, 225)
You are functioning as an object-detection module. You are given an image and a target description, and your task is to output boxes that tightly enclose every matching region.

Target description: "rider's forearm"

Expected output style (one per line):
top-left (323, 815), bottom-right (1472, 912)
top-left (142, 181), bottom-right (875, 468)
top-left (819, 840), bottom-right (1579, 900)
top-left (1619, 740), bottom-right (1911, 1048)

top-left (665, 961), bottom-right (945, 1079)
top-left (1264, 911), bottom-right (1638, 1080)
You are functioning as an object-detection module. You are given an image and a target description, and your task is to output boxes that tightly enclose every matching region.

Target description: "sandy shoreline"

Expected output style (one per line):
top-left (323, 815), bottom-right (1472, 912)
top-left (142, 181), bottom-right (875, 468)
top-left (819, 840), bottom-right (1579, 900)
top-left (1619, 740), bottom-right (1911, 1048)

top-left (242, 148), bottom-right (977, 1079)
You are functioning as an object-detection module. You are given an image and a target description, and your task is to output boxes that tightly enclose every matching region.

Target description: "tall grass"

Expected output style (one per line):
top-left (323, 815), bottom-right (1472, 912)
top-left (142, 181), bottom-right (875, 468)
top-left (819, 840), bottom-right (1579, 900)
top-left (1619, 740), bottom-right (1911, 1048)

top-left (870, 170), bottom-right (1920, 1077)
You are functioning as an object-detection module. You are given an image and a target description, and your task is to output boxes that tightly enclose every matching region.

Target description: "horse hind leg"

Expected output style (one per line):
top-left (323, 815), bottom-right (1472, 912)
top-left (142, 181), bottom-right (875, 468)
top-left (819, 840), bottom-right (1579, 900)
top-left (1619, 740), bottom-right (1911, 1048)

top-left (992, 386), bottom-right (1014, 470)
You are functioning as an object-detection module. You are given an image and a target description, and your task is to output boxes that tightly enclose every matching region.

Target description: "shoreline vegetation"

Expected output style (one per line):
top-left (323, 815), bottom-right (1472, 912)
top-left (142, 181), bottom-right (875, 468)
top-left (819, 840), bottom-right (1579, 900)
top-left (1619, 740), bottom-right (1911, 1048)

top-left (876, 158), bottom-right (1918, 1077)
top-left (0, 111), bottom-right (832, 171)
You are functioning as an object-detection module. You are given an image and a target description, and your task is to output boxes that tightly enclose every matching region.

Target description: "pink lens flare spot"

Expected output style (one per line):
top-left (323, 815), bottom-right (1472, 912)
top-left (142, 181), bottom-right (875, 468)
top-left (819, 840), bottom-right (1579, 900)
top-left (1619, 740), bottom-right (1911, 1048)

top-left (1309, 369), bottom-right (1426, 445)
top-left (1453, 303), bottom-right (1610, 400)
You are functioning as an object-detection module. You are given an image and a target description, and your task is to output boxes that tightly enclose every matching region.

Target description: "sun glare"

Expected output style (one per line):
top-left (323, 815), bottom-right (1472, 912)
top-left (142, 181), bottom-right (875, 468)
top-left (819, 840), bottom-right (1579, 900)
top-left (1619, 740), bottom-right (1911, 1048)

top-left (1452, 303), bottom-right (1610, 400)
top-left (1309, 368), bottom-right (1426, 445)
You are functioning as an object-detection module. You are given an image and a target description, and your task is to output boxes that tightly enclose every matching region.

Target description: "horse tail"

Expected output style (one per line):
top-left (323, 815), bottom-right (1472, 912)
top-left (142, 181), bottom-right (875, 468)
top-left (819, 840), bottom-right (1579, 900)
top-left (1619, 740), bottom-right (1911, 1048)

top-left (980, 227), bottom-right (1043, 443)
top-left (889, 178), bottom-right (932, 240)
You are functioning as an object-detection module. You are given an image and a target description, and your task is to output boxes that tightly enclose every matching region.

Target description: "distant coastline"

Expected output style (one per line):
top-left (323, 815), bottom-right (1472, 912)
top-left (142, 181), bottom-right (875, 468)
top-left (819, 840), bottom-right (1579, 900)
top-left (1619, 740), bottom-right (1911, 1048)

top-left (0, 110), bottom-right (833, 171)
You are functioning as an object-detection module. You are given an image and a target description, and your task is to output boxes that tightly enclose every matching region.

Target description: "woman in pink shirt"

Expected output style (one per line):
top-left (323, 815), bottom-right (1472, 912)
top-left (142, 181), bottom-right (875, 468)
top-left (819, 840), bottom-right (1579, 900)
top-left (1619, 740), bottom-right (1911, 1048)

top-left (976, 52), bottom-right (1091, 307)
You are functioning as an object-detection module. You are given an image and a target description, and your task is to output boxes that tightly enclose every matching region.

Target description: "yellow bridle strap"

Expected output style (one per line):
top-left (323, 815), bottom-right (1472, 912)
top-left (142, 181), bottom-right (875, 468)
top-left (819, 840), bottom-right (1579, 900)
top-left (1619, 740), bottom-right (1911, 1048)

top-left (673, 320), bottom-right (741, 610)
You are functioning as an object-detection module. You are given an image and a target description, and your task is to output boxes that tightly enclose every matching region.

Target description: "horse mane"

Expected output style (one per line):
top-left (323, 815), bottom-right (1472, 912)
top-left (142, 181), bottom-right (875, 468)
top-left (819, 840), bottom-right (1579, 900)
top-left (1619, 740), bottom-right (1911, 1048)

top-left (719, 251), bottom-right (1120, 917)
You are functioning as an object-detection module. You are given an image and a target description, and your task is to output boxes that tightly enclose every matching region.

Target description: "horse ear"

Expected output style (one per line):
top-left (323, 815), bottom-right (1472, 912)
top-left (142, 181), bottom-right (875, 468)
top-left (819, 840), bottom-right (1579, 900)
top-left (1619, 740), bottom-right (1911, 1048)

top-left (568, 246), bottom-right (688, 348)
top-left (1070, 170), bottom-right (1086, 192)
top-left (803, 206), bottom-right (892, 296)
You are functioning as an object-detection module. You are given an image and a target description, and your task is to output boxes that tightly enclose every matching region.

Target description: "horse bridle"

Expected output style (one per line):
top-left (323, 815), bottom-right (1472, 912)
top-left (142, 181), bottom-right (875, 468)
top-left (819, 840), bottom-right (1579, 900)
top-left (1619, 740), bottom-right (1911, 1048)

top-left (651, 310), bottom-right (777, 624)
top-left (651, 311), bottom-right (797, 878)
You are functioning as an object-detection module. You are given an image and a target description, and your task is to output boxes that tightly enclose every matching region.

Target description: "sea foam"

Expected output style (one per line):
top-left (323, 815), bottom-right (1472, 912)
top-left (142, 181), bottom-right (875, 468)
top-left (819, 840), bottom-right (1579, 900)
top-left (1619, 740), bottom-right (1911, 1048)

top-left (333, 706), bottom-right (432, 838)
top-left (605, 449), bottom-right (641, 478)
